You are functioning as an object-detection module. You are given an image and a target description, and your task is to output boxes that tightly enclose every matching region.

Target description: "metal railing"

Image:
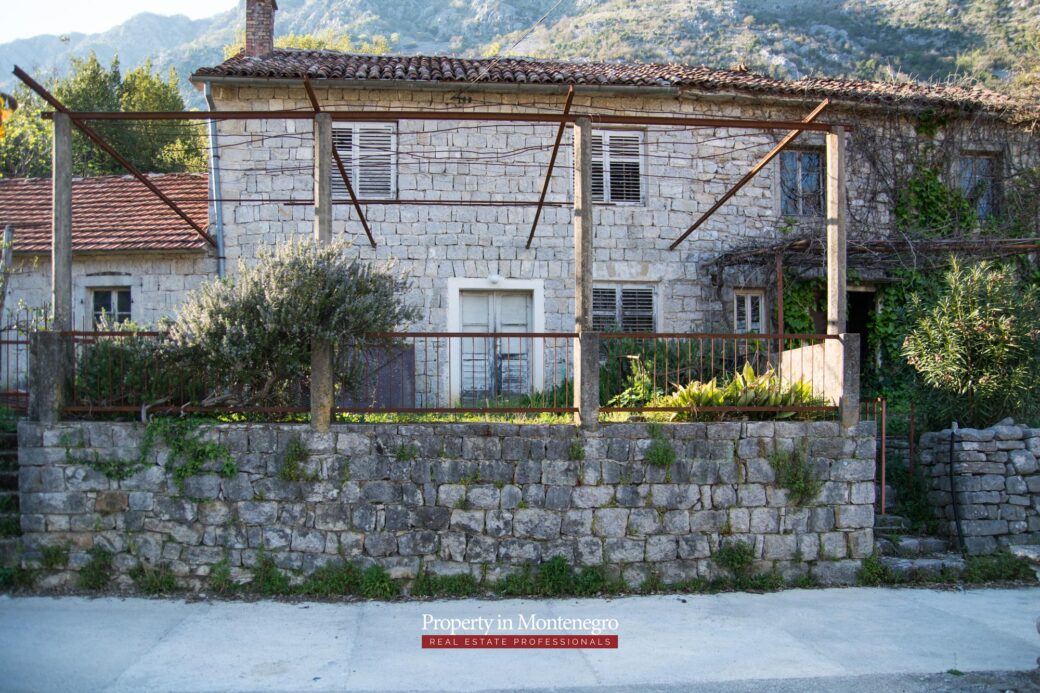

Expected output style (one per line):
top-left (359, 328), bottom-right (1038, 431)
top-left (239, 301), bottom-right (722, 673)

top-left (0, 308), bottom-right (48, 414)
top-left (58, 329), bottom-right (844, 419)
top-left (598, 332), bottom-right (840, 415)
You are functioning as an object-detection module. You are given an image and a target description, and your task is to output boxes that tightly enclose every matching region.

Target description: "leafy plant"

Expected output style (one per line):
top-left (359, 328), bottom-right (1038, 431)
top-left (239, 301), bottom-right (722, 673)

top-left (770, 443), bottom-right (822, 506)
top-left (647, 363), bottom-right (826, 421)
top-left (250, 552), bottom-right (291, 596)
top-left (645, 436), bottom-right (676, 468)
top-left (209, 557), bottom-right (237, 594)
top-left (714, 541), bottom-right (755, 578)
top-left (895, 161), bottom-right (975, 237)
top-left (902, 259), bottom-right (1040, 428)
top-left (567, 440), bottom-right (585, 461)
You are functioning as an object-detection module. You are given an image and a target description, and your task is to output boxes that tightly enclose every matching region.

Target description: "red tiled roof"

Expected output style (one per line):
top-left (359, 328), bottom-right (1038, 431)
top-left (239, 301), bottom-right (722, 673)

top-left (0, 173), bottom-right (210, 253)
top-left (192, 51), bottom-right (1022, 115)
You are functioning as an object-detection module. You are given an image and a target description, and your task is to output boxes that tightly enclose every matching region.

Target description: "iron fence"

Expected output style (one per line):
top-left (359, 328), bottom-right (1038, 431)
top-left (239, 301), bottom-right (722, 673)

top-left (598, 332), bottom-right (840, 415)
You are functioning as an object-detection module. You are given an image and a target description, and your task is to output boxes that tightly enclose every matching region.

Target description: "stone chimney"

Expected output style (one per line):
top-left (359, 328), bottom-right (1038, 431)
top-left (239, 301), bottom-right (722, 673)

top-left (245, 0), bottom-right (277, 57)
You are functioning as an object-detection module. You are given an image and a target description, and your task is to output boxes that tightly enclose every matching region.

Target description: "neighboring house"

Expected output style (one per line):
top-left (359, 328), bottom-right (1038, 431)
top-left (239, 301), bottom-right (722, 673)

top-left (0, 173), bottom-right (212, 329)
top-left (0, 173), bottom-right (212, 399)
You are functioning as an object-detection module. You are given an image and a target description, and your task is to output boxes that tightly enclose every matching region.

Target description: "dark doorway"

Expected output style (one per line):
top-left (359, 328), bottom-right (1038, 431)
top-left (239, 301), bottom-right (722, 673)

top-left (847, 290), bottom-right (875, 375)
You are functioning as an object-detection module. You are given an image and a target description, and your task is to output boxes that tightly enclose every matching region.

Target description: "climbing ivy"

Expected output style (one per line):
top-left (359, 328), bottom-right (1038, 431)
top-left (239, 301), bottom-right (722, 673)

top-left (776, 274), bottom-right (824, 335)
top-left (894, 159), bottom-right (975, 237)
top-left (65, 417), bottom-right (236, 493)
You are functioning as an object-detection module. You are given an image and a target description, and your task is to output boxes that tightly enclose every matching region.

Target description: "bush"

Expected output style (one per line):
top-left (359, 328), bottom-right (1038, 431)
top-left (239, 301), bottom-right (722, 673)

top-left (770, 444), bottom-right (822, 506)
top-left (902, 259), bottom-right (1040, 428)
top-left (78, 546), bottom-right (113, 590)
top-left (165, 239), bottom-right (419, 407)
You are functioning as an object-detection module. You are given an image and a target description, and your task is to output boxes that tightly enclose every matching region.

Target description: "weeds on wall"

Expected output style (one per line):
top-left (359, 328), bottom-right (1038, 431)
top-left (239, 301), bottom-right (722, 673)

top-left (64, 416), bottom-right (236, 493)
top-left (130, 562), bottom-right (178, 595)
top-left (857, 550), bottom-right (1037, 586)
top-left (279, 433), bottom-right (318, 482)
top-left (78, 546), bottom-right (113, 590)
top-left (769, 443), bottom-right (823, 507)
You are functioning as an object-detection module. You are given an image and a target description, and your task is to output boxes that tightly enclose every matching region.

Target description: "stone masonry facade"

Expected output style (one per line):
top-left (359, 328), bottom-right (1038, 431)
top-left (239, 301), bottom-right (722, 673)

top-left (919, 420), bottom-right (1040, 554)
top-left (17, 420), bottom-right (876, 590)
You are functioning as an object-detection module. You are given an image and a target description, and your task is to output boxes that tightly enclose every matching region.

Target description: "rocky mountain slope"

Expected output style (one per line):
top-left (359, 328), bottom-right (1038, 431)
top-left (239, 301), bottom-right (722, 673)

top-left (2, 0), bottom-right (1036, 105)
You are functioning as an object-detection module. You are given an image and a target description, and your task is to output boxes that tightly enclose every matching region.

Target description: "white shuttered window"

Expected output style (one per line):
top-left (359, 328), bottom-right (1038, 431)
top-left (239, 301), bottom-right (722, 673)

top-left (588, 131), bottom-right (644, 204)
top-left (592, 285), bottom-right (656, 332)
top-left (331, 122), bottom-right (397, 199)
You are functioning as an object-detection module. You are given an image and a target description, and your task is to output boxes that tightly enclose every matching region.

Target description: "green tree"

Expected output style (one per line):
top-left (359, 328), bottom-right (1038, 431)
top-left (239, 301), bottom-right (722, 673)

top-left (902, 259), bottom-right (1040, 428)
top-left (0, 53), bottom-right (205, 179)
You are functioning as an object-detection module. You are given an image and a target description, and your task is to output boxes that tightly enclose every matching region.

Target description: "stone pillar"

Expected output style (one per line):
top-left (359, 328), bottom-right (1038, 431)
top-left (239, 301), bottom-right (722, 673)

top-left (839, 333), bottom-right (860, 429)
top-left (572, 116), bottom-right (598, 429)
top-left (52, 112), bottom-right (72, 332)
top-left (29, 332), bottom-right (66, 424)
top-left (826, 125), bottom-right (846, 336)
top-left (310, 113), bottom-right (334, 431)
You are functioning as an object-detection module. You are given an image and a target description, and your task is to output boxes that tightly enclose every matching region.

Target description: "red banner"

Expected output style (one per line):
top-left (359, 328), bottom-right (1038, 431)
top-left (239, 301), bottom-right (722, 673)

top-left (422, 635), bottom-right (618, 649)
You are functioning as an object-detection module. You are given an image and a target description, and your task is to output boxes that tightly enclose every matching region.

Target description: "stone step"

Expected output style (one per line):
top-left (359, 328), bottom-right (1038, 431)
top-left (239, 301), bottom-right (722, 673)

top-left (876, 535), bottom-right (950, 557)
top-left (1009, 546), bottom-right (1040, 580)
top-left (874, 483), bottom-right (896, 512)
top-left (874, 514), bottom-right (910, 534)
top-left (0, 537), bottom-right (21, 566)
top-left (881, 553), bottom-right (966, 578)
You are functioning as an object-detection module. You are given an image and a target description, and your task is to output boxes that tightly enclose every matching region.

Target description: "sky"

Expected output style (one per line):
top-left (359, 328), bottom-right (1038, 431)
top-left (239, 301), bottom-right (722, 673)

top-left (1, 1), bottom-right (239, 44)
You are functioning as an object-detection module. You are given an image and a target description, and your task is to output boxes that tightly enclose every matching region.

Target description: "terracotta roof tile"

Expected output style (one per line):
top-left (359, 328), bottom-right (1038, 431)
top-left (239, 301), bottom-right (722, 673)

top-left (192, 51), bottom-right (1021, 114)
top-left (0, 173), bottom-right (210, 254)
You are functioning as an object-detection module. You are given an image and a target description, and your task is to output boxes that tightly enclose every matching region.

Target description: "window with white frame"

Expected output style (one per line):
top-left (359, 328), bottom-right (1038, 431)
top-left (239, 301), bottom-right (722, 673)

top-left (592, 284), bottom-right (655, 332)
top-left (779, 149), bottom-right (824, 216)
top-left (958, 154), bottom-right (998, 220)
top-left (588, 130), bottom-right (644, 204)
top-left (733, 290), bottom-right (765, 334)
top-left (91, 288), bottom-right (131, 328)
top-left (331, 122), bottom-right (397, 199)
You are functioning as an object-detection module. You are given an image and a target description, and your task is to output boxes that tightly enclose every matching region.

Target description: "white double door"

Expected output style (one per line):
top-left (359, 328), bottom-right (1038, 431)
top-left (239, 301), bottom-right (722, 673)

top-left (459, 291), bottom-right (533, 404)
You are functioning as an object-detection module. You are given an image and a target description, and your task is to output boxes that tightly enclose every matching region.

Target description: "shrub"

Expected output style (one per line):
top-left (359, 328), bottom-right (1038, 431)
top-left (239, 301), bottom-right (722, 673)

top-left (298, 561), bottom-right (363, 596)
top-left (167, 239), bottom-right (419, 407)
top-left (251, 552), bottom-right (291, 596)
top-left (646, 363), bottom-right (826, 422)
top-left (902, 259), bottom-right (1040, 428)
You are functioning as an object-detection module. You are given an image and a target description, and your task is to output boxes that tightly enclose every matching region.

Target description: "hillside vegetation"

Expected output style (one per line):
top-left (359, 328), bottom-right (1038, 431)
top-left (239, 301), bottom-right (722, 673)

top-left (1, 0), bottom-right (1038, 105)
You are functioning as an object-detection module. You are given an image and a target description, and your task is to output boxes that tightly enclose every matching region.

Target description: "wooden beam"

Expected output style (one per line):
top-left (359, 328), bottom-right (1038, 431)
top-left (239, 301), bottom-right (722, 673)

top-left (13, 66), bottom-right (216, 248)
top-left (303, 77), bottom-right (376, 247)
top-left (526, 85), bottom-right (574, 249)
top-left (48, 108), bottom-right (843, 132)
top-left (826, 124), bottom-right (847, 335)
top-left (669, 99), bottom-right (830, 250)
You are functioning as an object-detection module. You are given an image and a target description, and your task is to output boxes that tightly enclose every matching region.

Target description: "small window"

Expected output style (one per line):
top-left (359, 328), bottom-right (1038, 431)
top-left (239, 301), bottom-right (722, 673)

top-left (91, 288), bottom-right (131, 328)
top-left (734, 290), bottom-right (765, 334)
top-left (780, 149), bottom-right (824, 216)
top-left (332, 122), bottom-right (397, 199)
top-left (959, 154), bottom-right (997, 220)
top-left (588, 131), bottom-right (644, 204)
top-left (592, 285), bottom-right (655, 332)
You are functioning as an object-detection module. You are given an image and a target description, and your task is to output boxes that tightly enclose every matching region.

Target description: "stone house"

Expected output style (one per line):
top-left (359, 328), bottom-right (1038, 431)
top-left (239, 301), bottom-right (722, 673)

top-left (3, 0), bottom-right (1034, 406)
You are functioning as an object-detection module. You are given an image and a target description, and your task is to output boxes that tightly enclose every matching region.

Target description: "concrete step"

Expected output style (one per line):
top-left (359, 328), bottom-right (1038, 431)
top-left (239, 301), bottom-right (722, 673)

top-left (881, 554), bottom-right (966, 578)
top-left (876, 535), bottom-right (951, 557)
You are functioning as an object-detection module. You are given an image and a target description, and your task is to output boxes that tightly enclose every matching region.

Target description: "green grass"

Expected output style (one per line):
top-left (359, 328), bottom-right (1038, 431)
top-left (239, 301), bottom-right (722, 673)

top-left (279, 433), bottom-right (318, 482)
top-left (40, 544), bottom-right (69, 571)
top-left (858, 550), bottom-right (1037, 586)
top-left (78, 546), bottom-right (113, 590)
top-left (296, 562), bottom-right (363, 596)
top-left (411, 570), bottom-right (481, 598)
top-left (208, 557), bottom-right (237, 594)
top-left (0, 516), bottom-right (20, 537)
top-left (714, 541), bottom-right (755, 578)
top-left (130, 563), bottom-right (178, 594)
top-left (0, 565), bottom-right (34, 590)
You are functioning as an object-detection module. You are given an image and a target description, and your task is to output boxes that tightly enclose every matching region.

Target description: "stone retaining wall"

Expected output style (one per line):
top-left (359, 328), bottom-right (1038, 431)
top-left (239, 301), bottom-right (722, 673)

top-left (920, 420), bottom-right (1040, 554)
top-left (18, 421), bottom-right (875, 590)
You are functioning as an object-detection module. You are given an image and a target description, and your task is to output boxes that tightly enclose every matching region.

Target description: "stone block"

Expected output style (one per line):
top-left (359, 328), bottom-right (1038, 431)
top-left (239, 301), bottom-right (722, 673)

top-left (450, 509), bottom-right (485, 534)
top-left (513, 509), bottom-right (561, 539)
top-left (605, 537), bottom-right (645, 563)
top-left (593, 508), bottom-right (629, 537)
top-left (627, 508), bottom-right (661, 536)
top-left (645, 535), bottom-right (678, 561)
top-left (364, 532), bottom-right (398, 557)
top-left (572, 486), bottom-right (615, 508)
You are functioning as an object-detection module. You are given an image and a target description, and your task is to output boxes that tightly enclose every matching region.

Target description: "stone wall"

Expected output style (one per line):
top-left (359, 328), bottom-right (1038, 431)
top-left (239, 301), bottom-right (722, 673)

top-left (919, 420), bottom-right (1040, 554)
top-left (17, 420), bottom-right (875, 590)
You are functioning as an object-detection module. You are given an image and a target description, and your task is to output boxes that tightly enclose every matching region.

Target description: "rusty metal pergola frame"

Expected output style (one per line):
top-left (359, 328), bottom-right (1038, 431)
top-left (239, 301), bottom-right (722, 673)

top-left (13, 64), bottom-right (838, 252)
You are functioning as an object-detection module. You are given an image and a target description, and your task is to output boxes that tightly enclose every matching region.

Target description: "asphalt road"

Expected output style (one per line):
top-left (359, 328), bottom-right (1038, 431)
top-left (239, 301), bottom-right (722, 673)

top-left (0, 587), bottom-right (1038, 692)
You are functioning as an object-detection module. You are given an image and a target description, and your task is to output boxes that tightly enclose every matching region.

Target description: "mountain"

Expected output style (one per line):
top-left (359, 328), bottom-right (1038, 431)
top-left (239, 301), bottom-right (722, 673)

top-left (2, 0), bottom-right (1036, 107)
